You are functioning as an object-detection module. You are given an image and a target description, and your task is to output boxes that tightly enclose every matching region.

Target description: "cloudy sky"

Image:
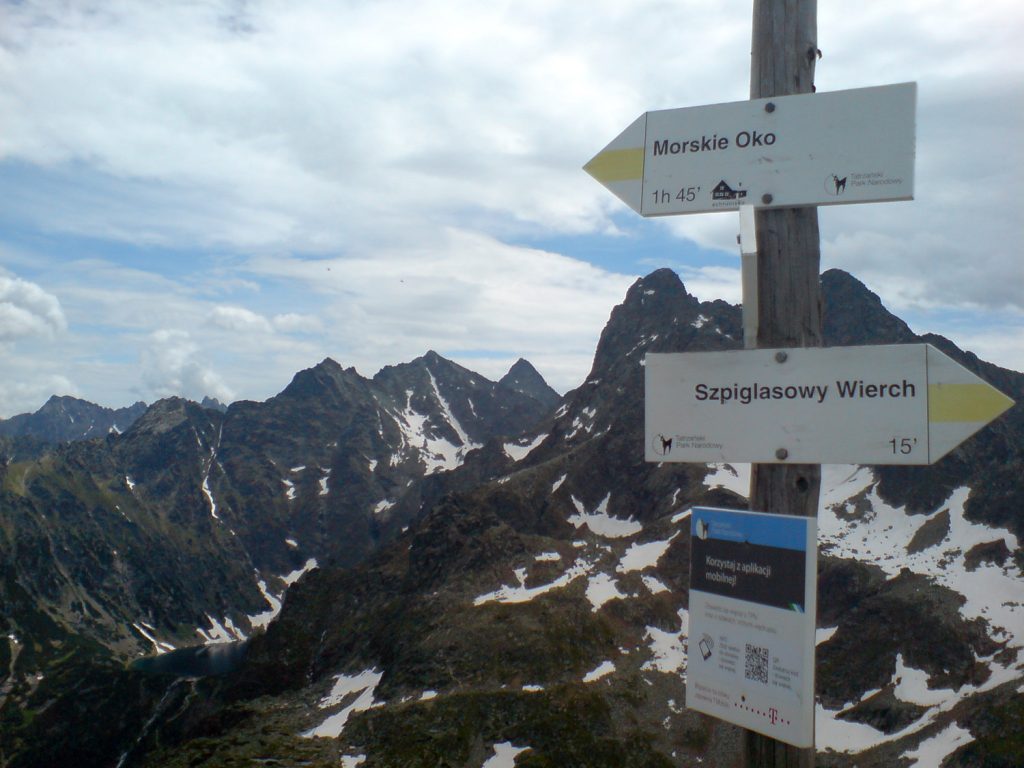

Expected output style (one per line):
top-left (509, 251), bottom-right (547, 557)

top-left (1, 1), bottom-right (1021, 417)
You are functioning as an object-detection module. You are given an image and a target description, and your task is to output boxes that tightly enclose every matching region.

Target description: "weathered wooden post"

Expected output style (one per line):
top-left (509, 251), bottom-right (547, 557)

top-left (746, 2), bottom-right (821, 766)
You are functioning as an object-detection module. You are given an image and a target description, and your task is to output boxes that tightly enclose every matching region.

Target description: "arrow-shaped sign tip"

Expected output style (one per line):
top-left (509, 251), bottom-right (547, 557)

top-left (583, 147), bottom-right (644, 184)
top-left (925, 345), bottom-right (1016, 463)
top-left (928, 382), bottom-right (1014, 425)
top-left (584, 113), bottom-right (648, 215)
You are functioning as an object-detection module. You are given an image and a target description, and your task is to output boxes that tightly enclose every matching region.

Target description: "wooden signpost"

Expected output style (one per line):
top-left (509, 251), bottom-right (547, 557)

top-left (730, 8), bottom-right (817, 763)
top-left (585, 2), bottom-right (1013, 767)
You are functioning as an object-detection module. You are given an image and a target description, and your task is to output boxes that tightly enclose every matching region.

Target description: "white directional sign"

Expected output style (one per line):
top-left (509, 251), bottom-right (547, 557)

top-left (645, 344), bottom-right (1014, 465)
top-left (585, 82), bottom-right (916, 216)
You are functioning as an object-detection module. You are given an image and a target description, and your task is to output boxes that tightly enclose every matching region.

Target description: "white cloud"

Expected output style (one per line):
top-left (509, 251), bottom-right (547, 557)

top-left (0, 1), bottom-right (747, 251)
top-left (943, 326), bottom-right (1024, 374)
top-left (242, 228), bottom-right (635, 391)
top-left (0, 276), bottom-right (67, 343)
top-left (0, 374), bottom-right (77, 419)
top-left (271, 313), bottom-right (322, 334)
top-left (141, 329), bottom-right (234, 403)
top-left (209, 306), bottom-right (273, 334)
top-left (672, 266), bottom-right (743, 305)
top-left (0, 0), bottom-right (1022, 413)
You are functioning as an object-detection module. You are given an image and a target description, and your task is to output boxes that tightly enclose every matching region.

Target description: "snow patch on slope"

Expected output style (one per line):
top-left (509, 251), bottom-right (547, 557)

top-left (283, 558), bottom-right (318, 586)
top-left (248, 578), bottom-right (283, 631)
top-left (904, 721), bottom-right (973, 766)
top-left (248, 560), bottom-right (320, 630)
top-left (202, 474), bottom-right (219, 519)
top-left (196, 614), bottom-right (246, 644)
top-left (474, 560), bottom-right (592, 606)
top-left (583, 660), bottom-right (616, 683)
top-left (618, 534), bottom-right (678, 573)
top-left (641, 575), bottom-right (670, 595)
top-left (504, 433), bottom-right (546, 462)
top-left (394, 383), bottom-right (479, 475)
top-left (704, 463), bottom-right (748, 497)
top-left (482, 742), bottom-right (532, 767)
top-left (132, 623), bottom-right (175, 655)
top-left (302, 669), bottom-right (384, 739)
top-left (817, 646), bottom-right (1024, 756)
top-left (819, 467), bottom-right (1022, 652)
top-left (568, 494), bottom-right (642, 538)
top-left (566, 407), bottom-right (598, 439)
top-left (642, 608), bottom-right (689, 674)
top-left (586, 573), bottom-right (625, 611)
top-left (815, 464), bottom-right (1024, 760)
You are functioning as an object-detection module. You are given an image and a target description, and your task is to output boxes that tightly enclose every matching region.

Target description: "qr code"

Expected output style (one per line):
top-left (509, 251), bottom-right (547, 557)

top-left (744, 643), bottom-right (769, 684)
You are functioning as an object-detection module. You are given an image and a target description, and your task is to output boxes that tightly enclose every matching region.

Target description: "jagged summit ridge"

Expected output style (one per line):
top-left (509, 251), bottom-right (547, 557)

top-left (0, 394), bottom-right (148, 442)
top-left (276, 356), bottom-right (365, 401)
top-left (586, 266), bottom-right (736, 384)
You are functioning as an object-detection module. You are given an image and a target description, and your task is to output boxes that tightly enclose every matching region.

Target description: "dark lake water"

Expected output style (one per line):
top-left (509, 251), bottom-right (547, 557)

top-left (131, 640), bottom-right (249, 678)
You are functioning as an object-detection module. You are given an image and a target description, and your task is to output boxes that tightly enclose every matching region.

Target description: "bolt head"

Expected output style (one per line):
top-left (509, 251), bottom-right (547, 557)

top-left (765, 102), bottom-right (776, 113)
top-left (774, 351), bottom-right (788, 363)
top-left (775, 448), bottom-right (789, 461)
top-left (762, 193), bottom-right (773, 205)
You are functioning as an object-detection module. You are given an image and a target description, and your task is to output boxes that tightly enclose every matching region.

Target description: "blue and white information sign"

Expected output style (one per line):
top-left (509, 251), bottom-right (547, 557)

top-left (686, 506), bottom-right (817, 748)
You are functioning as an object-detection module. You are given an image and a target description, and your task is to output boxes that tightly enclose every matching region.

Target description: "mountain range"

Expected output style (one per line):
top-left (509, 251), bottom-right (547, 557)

top-left (0, 268), bottom-right (1020, 768)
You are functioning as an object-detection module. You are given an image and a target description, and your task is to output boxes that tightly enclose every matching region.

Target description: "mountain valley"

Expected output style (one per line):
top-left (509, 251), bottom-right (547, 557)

top-left (1, 268), bottom-right (1021, 768)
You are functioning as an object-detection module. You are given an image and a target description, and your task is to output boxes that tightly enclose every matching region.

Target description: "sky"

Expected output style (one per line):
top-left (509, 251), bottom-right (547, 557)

top-left (1, 1), bottom-right (1022, 417)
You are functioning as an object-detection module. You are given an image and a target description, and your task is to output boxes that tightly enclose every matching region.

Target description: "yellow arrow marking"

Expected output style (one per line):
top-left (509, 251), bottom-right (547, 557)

top-left (583, 148), bottom-right (644, 183)
top-left (928, 383), bottom-right (1015, 423)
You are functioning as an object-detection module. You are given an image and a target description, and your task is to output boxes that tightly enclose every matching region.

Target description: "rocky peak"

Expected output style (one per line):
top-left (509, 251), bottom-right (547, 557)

top-left (278, 357), bottom-right (365, 402)
top-left (380, 350), bottom-right (477, 387)
top-left (0, 395), bottom-right (147, 443)
top-left (626, 266), bottom-right (690, 298)
top-left (497, 359), bottom-right (561, 410)
top-left (586, 268), bottom-right (721, 383)
top-left (124, 397), bottom-right (203, 437)
top-left (201, 396), bottom-right (228, 412)
top-left (38, 394), bottom-right (83, 413)
top-left (374, 350), bottom-right (556, 449)
top-left (822, 269), bottom-right (917, 346)
top-left (421, 349), bottom-right (446, 369)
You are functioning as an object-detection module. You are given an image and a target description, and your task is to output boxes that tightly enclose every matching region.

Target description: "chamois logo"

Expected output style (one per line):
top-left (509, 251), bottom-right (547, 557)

top-left (652, 434), bottom-right (673, 456)
top-left (697, 520), bottom-right (710, 540)
top-left (825, 173), bottom-right (848, 196)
